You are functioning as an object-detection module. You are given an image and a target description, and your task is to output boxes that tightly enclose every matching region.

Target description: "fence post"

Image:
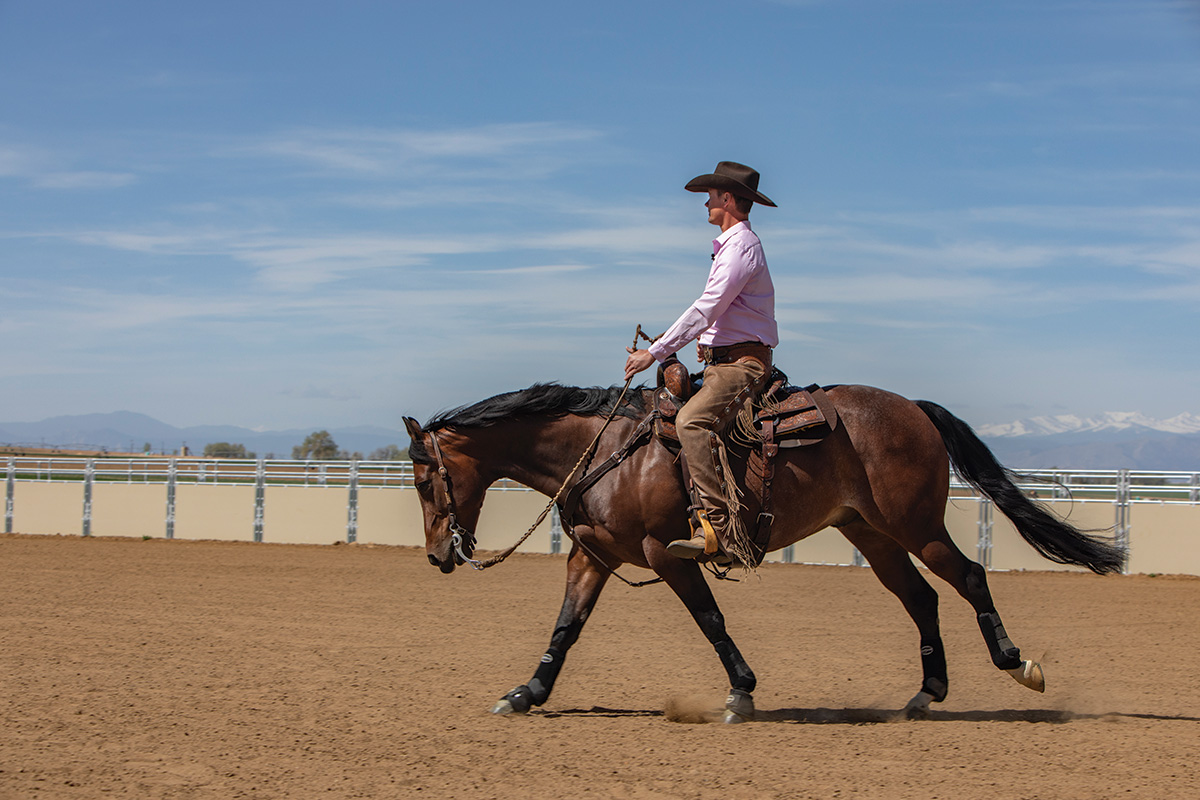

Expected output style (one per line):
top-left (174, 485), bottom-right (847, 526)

top-left (346, 460), bottom-right (359, 544)
top-left (165, 459), bottom-right (177, 539)
top-left (82, 459), bottom-right (94, 537)
top-left (5, 457), bottom-right (13, 534)
top-left (253, 458), bottom-right (266, 543)
top-left (549, 504), bottom-right (562, 554)
top-left (1115, 469), bottom-right (1131, 574)
top-left (978, 496), bottom-right (994, 570)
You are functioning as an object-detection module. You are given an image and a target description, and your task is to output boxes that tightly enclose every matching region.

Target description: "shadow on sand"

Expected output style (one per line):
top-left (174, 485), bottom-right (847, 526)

top-left (535, 706), bottom-right (1200, 725)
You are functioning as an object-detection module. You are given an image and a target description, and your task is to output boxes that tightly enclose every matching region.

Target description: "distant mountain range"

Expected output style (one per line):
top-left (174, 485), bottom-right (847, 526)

top-left (977, 412), bottom-right (1200, 471)
top-left (976, 411), bottom-right (1200, 438)
top-left (0, 411), bottom-right (408, 459)
top-left (1, 410), bottom-right (1197, 470)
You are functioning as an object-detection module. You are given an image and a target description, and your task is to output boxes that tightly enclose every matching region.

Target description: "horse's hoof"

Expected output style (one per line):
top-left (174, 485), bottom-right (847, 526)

top-left (903, 690), bottom-right (935, 720)
top-left (491, 685), bottom-right (534, 715)
top-left (723, 689), bottom-right (755, 723)
top-left (1007, 660), bottom-right (1046, 693)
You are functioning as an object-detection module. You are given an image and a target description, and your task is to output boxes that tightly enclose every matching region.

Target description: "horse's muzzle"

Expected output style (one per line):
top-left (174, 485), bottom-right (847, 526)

top-left (428, 550), bottom-right (457, 573)
top-left (427, 534), bottom-right (465, 573)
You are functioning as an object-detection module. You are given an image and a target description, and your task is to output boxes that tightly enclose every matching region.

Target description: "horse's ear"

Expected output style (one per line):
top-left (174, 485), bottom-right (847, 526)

top-left (402, 416), bottom-right (423, 440)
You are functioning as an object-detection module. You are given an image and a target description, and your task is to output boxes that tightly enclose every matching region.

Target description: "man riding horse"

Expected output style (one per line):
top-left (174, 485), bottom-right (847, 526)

top-left (407, 163), bottom-right (1120, 717)
top-left (623, 161), bottom-right (778, 562)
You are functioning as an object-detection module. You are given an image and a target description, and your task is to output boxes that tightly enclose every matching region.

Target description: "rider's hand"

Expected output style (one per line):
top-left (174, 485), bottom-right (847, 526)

top-left (624, 347), bottom-right (656, 382)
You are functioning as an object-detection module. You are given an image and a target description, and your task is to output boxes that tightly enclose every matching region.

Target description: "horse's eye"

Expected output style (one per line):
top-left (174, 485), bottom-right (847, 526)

top-left (415, 479), bottom-right (433, 494)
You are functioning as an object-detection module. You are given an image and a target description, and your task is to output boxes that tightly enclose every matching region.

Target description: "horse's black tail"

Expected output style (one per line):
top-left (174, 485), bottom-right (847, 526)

top-left (915, 400), bottom-right (1126, 575)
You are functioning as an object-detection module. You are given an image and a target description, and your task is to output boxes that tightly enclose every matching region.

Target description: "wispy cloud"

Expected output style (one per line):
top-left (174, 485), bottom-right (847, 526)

top-left (0, 142), bottom-right (136, 190)
top-left (456, 264), bottom-right (591, 276)
top-left (234, 122), bottom-right (608, 179)
top-left (30, 171), bottom-right (136, 189)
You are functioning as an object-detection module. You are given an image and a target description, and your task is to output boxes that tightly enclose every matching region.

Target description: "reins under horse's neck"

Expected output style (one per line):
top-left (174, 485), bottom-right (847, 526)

top-left (459, 378), bottom-right (637, 571)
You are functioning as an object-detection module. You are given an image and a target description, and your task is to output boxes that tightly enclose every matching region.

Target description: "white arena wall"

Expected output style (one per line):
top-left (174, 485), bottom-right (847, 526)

top-left (4, 456), bottom-right (1198, 576)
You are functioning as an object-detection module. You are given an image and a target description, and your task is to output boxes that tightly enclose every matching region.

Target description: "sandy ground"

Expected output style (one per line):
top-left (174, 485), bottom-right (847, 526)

top-left (2, 534), bottom-right (1199, 799)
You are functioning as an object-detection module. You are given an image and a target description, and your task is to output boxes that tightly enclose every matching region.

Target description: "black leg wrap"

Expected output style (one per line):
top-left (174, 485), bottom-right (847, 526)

top-left (919, 638), bottom-right (949, 702)
top-left (977, 611), bottom-right (1022, 670)
top-left (714, 640), bottom-right (756, 693)
top-left (502, 685), bottom-right (535, 713)
top-left (526, 646), bottom-right (565, 706)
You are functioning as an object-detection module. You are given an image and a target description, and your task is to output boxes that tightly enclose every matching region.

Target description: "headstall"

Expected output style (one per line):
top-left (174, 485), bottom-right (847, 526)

top-left (427, 430), bottom-right (484, 569)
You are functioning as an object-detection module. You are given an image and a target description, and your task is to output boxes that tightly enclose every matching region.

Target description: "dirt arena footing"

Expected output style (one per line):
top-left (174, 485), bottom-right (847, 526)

top-left (2, 534), bottom-right (1198, 799)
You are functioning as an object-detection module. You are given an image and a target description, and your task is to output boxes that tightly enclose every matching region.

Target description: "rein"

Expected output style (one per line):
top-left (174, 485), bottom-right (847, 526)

top-left (430, 376), bottom-right (638, 572)
top-left (428, 325), bottom-right (733, 586)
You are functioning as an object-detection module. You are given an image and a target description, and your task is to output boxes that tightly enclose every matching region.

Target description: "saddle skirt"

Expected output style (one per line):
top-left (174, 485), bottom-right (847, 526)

top-left (651, 357), bottom-right (839, 450)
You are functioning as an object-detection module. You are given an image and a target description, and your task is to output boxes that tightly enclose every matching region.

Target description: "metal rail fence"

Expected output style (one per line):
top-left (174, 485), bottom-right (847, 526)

top-left (2, 456), bottom-right (522, 543)
top-left (4, 456), bottom-right (1198, 573)
top-left (945, 469), bottom-right (1199, 572)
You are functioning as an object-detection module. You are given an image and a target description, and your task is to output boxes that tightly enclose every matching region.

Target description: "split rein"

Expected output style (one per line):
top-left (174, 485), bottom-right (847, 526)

top-left (428, 327), bottom-right (664, 588)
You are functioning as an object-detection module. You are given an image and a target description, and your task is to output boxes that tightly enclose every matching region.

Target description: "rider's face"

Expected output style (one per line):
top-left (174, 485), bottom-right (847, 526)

top-left (706, 189), bottom-right (733, 227)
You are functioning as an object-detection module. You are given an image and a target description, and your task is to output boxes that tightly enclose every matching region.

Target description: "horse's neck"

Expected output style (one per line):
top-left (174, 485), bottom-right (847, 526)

top-left (473, 416), bottom-right (603, 497)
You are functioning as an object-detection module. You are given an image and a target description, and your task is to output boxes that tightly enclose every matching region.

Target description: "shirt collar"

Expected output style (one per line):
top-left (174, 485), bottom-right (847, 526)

top-left (713, 220), bottom-right (751, 253)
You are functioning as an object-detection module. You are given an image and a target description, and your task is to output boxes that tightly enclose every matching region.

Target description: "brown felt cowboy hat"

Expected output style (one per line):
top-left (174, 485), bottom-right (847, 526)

top-left (685, 161), bottom-right (777, 207)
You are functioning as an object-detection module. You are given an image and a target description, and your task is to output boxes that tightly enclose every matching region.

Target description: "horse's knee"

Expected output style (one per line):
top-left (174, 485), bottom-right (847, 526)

top-left (692, 608), bottom-right (728, 642)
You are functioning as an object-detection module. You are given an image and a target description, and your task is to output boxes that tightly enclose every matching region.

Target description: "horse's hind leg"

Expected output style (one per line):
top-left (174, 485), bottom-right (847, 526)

top-left (915, 529), bottom-right (1045, 694)
top-left (491, 536), bottom-right (611, 715)
top-left (840, 522), bottom-right (948, 718)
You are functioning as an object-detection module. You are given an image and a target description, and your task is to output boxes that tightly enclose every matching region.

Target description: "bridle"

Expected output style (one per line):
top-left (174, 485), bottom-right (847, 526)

top-left (411, 327), bottom-right (729, 585)
top-left (420, 378), bottom-right (641, 576)
top-left (427, 429), bottom-right (484, 569)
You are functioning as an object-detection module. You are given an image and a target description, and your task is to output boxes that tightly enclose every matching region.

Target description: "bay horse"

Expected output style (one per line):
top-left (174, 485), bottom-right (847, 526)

top-left (402, 382), bottom-right (1123, 722)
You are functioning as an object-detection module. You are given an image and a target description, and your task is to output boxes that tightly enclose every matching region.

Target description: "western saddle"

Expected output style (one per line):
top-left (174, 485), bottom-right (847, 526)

top-left (651, 355), bottom-right (839, 566)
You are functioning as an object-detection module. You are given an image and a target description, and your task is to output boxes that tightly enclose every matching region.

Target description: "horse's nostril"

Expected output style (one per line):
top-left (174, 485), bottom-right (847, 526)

top-left (427, 554), bottom-right (439, 567)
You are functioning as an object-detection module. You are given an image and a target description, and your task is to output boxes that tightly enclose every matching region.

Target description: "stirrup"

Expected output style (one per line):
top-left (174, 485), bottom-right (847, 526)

top-left (694, 509), bottom-right (720, 555)
top-left (667, 509), bottom-right (729, 561)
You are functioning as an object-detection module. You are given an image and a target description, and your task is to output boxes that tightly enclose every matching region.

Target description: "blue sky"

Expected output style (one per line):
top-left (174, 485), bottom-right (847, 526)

top-left (2, 0), bottom-right (1198, 434)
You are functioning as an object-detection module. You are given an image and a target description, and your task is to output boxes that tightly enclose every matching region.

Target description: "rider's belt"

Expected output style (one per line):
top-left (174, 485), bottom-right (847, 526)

top-left (700, 341), bottom-right (773, 370)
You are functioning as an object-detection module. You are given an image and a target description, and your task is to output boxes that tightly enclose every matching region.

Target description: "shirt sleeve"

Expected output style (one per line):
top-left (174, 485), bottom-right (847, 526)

top-left (647, 239), bottom-right (757, 361)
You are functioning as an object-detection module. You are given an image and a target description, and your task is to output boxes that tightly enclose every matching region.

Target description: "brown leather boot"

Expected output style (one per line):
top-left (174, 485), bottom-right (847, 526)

top-left (666, 509), bottom-right (721, 559)
top-left (665, 532), bottom-right (707, 559)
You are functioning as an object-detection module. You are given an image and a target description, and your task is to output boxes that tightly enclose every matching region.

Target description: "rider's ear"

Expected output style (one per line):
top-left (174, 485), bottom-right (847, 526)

top-left (403, 416), bottom-right (423, 439)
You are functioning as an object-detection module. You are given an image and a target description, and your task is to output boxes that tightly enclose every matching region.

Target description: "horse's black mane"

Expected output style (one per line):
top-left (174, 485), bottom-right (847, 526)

top-left (409, 383), bottom-right (647, 464)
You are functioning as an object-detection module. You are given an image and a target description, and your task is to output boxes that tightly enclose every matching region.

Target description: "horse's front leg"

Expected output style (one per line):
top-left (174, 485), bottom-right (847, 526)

top-left (647, 542), bottom-right (757, 723)
top-left (491, 531), bottom-right (611, 715)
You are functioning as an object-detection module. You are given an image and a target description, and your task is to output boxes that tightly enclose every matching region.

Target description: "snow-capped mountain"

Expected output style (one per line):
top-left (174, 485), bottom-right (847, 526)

top-left (978, 412), bottom-right (1200, 438)
top-left (976, 412), bottom-right (1200, 470)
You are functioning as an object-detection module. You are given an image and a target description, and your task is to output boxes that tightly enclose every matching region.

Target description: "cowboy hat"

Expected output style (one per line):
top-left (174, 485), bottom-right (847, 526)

top-left (685, 161), bottom-right (776, 207)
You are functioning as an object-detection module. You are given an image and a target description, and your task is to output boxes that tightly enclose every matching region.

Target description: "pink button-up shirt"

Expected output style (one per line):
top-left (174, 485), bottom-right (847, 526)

top-left (647, 220), bottom-right (778, 362)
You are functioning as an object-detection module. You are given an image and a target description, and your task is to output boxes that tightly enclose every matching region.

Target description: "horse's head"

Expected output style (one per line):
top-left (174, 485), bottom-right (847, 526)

top-left (403, 416), bottom-right (488, 574)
